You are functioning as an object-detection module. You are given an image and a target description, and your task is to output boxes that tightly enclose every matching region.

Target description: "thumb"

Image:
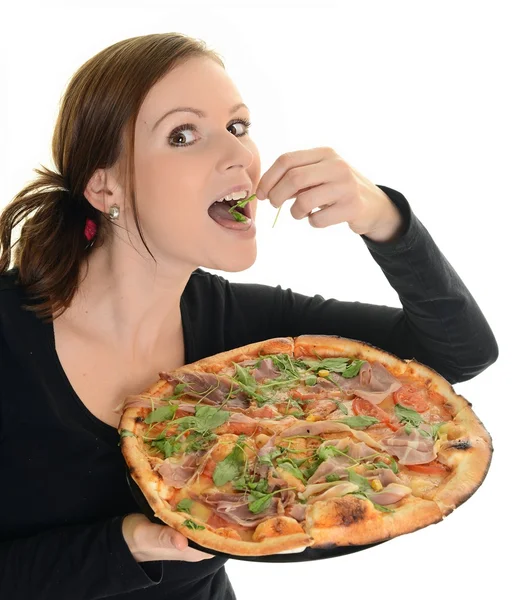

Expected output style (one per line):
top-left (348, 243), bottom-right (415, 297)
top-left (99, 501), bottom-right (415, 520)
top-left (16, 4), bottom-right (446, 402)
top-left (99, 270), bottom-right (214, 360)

top-left (157, 525), bottom-right (189, 550)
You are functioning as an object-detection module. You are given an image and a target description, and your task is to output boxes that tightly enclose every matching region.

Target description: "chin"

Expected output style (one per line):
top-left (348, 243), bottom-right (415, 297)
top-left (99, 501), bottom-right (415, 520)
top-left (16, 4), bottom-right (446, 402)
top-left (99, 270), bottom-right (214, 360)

top-left (205, 244), bottom-right (257, 273)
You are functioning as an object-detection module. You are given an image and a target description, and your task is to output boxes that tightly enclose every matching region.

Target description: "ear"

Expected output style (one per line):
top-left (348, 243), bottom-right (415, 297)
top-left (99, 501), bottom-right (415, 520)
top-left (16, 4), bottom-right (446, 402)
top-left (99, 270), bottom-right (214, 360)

top-left (83, 167), bottom-right (125, 215)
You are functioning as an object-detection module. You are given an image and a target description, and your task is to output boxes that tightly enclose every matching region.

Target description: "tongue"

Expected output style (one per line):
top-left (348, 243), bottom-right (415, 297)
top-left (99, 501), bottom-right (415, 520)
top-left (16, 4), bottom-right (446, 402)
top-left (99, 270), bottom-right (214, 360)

top-left (208, 201), bottom-right (251, 230)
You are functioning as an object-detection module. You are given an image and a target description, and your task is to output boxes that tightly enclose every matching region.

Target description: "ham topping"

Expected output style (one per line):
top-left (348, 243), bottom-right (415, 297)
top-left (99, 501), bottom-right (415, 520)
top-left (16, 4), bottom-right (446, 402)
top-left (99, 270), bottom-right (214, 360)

top-left (328, 361), bottom-right (402, 404)
top-left (379, 426), bottom-right (437, 465)
top-left (159, 371), bottom-right (251, 409)
top-left (367, 483), bottom-right (412, 505)
top-left (194, 490), bottom-right (293, 528)
top-left (156, 452), bottom-right (204, 488)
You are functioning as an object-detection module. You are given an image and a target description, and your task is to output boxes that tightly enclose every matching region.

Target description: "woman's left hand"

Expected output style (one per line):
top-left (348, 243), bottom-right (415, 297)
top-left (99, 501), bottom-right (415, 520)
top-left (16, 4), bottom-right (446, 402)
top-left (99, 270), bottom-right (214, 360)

top-left (256, 147), bottom-right (404, 243)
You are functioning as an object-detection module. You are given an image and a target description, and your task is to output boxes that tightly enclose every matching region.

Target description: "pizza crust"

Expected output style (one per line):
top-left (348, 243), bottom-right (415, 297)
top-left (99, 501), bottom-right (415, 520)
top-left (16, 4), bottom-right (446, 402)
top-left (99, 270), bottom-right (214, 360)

top-left (305, 494), bottom-right (443, 547)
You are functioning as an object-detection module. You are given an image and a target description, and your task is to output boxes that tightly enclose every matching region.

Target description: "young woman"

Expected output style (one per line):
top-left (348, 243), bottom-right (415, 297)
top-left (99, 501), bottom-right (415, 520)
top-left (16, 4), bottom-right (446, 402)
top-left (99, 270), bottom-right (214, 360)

top-left (0, 32), bottom-right (498, 600)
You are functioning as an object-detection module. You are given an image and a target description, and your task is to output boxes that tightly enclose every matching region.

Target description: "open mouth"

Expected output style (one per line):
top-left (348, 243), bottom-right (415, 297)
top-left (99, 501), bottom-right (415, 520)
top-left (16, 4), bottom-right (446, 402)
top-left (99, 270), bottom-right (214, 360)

top-left (207, 194), bottom-right (254, 229)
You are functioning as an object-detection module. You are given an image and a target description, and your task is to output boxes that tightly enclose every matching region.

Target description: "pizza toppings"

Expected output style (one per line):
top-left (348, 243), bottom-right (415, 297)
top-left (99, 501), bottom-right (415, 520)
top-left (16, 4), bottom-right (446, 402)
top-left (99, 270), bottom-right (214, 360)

top-left (379, 426), bottom-right (437, 465)
top-left (327, 361), bottom-right (402, 404)
top-left (393, 384), bottom-right (430, 413)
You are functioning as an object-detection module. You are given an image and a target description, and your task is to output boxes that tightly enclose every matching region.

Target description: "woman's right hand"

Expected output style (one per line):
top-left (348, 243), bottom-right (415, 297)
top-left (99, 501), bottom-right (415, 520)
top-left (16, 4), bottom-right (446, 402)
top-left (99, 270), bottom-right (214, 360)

top-left (122, 513), bottom-right (215, 563)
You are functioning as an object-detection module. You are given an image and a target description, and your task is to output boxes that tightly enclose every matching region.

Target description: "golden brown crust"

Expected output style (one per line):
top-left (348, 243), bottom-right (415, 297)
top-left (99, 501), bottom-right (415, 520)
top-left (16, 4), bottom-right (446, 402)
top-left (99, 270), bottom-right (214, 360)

top-left (118, 334), bottom-right (492, 556)
top-left (306, 494), bottom-right (443, 546)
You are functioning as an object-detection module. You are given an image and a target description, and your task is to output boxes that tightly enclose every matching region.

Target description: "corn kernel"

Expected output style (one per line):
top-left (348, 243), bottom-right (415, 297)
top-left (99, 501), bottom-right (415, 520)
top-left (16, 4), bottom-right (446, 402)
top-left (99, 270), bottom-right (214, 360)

top-left (317, 369), bottom-right (330, 377)
top-left (370, 479), bottom-right (383, 491)
top-left (306, 414), bottom-right (320, 422)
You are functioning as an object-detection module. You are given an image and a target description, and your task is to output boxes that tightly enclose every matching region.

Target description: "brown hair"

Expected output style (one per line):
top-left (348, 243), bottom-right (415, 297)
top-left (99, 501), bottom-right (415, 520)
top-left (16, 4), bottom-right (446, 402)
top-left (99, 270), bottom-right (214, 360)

top-left (0, 32), bottom-right (224, 321)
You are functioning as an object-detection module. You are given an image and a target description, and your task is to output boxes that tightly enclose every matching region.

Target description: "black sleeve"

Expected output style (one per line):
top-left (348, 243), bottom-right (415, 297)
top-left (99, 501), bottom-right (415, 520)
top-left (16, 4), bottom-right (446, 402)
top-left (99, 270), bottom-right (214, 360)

top-left (222, 185), bottom-right (498, 384)
top-left (0, 516), bottom-right (163, 600)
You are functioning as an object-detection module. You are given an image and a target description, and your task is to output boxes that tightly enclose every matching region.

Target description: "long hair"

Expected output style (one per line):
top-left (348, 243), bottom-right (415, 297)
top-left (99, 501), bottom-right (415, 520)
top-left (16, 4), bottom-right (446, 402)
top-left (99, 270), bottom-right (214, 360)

top-left (0, 33), bottom-right (225, 321)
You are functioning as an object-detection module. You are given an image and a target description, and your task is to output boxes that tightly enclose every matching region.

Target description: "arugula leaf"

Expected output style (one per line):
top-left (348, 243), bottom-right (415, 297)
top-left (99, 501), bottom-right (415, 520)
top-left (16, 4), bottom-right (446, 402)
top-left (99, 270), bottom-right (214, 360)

top-left (151, 435), bottom-right (181, 458)
top-left (257, 447), bottom-right (284, 468)
top-left (317, 444), bottom-right (348, 461)
top-left (145, 404), bottom-right (178, 424)
top-left (120, 429), bottom-right (135, 438)
top-left (325, 473), bottom-right (341, 482)
top-left (341, 415), bottom-right (379, 429)
top-left (248, 492), bottom-right (273, 514)
top-left (228, 194), bottom-right (256, 222)
top-left (277, 461), bottom-right (306, 482)
top-left (305, 375), bottom-right (318, 386)
top-left (183, 519), bottom-right (205, 530)
top-left (389, 457), bottom-right (399, 474)
top-left (213, 436), bottom-right (246, 486)
top-left (300, 357), bottom-right (365, 379)
top-left (430, 422), bottom-right (446, 440)
top-left (333, 400), bottom-right (349, 416)
top-left (395, 404), bottom-right (423, 428)
top-left (340, 360), bottom-right (365, 378)
top-left (176, 499), bottom-right (193, 513)
top-left (174, 405), bottom-right (230, 434)
top-left (347, 471), bottom-right (371, 493)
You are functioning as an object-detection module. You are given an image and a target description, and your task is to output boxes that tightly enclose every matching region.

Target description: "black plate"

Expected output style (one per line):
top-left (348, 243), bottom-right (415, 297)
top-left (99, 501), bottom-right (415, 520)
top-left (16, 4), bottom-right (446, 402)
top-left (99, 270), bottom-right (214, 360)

top-left (126, 470), bottom-right (385, 562)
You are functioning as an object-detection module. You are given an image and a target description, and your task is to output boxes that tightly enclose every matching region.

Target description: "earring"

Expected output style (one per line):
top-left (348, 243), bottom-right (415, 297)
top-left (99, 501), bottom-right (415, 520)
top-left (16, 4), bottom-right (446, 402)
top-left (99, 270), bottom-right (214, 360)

top-left (108, 204), bottom-right (120, 220)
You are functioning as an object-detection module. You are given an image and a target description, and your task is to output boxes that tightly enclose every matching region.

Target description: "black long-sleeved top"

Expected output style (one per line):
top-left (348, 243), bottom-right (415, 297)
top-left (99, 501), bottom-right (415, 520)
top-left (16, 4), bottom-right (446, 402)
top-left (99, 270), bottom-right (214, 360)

top-left (0, 186), bottom-right (498, 599)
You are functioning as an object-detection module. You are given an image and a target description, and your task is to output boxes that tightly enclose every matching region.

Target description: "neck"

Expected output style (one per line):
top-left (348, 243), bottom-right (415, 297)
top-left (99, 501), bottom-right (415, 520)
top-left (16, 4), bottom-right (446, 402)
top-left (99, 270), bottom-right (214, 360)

top-left (59, 240), bottom-right (195, 357)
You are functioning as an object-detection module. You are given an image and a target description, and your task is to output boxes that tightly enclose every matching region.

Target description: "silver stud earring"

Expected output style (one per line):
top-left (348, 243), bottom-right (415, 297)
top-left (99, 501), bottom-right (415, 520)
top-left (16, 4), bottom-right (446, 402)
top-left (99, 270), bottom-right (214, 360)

top-left (108, 204), bottom-right (120, 220)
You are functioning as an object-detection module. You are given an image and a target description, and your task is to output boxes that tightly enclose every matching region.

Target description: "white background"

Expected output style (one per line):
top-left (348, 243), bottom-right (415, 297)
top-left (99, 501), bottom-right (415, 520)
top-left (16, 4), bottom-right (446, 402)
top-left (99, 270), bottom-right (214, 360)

top-left (1, 1), bottom-right (517, 598)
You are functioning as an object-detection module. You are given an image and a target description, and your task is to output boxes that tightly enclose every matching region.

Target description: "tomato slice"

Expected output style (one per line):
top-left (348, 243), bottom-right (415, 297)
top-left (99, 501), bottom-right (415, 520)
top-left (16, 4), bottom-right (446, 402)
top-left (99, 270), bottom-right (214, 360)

top-left (393, 384), bottom-right (430, 413)
top-left (406, 460), bottom-right (450, 475)
top-left (352, 397), bottom-right (399, 431)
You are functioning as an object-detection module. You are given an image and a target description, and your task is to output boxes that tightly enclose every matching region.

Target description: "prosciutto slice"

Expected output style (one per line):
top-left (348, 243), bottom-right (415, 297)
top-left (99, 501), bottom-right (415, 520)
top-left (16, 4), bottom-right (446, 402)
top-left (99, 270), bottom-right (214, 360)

top-left (160, 371), bottom-right (250, 409)
top-left (379, 426), bottom-right (437, 465)
top-left (367, 483), bottom-right (412, 505)
top-left (156, 452), bottom-right (204, 488)
top-left (328, 361), bottom-right (402, 404)
top-left (195, 492), bottom-right (281, 528)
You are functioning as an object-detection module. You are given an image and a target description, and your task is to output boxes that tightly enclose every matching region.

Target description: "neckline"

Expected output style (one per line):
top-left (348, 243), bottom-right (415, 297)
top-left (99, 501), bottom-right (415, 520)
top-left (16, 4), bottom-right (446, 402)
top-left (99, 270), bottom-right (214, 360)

top-left (47, 294), bottom-right (193, 441)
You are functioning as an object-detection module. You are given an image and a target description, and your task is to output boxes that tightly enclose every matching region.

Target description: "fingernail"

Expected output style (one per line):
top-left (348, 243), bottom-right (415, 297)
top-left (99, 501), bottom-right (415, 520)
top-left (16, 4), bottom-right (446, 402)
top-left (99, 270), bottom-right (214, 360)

top-left (256, 188), bottom-right (266, 200)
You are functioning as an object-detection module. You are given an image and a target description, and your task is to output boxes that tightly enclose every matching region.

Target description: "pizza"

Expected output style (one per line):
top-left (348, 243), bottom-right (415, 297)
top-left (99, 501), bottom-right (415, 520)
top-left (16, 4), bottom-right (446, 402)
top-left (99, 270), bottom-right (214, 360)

top-left (118, 335), bottom-right (492, 557)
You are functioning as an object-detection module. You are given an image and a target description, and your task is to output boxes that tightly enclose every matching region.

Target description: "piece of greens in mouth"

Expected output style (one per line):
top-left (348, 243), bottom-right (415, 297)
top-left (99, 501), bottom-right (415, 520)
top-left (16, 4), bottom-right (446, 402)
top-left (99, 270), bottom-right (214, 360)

top-left (228, 193), bottom-right (282, 227)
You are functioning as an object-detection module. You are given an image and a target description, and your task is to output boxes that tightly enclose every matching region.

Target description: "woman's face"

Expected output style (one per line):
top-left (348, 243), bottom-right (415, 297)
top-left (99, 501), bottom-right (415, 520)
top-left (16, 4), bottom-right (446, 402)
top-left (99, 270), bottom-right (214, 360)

top-left (128, 56), bottom-right (261, 273)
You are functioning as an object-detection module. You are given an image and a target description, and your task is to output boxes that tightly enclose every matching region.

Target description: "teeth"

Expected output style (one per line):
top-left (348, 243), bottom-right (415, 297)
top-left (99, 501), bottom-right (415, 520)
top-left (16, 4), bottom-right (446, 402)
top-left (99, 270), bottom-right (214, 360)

top-left (215, 190), bottom-right (248, 203)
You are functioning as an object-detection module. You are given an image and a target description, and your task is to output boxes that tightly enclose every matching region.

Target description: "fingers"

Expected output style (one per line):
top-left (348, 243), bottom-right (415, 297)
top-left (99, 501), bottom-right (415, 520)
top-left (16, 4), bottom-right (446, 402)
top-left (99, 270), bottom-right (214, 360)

top-left (256, 147), bottom-right (336, 204)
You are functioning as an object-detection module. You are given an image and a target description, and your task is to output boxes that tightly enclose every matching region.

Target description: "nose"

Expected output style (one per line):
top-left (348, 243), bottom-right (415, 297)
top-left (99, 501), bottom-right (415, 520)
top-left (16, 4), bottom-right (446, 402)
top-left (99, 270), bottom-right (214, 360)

top-left (215, 130), bottom-right (255, 171)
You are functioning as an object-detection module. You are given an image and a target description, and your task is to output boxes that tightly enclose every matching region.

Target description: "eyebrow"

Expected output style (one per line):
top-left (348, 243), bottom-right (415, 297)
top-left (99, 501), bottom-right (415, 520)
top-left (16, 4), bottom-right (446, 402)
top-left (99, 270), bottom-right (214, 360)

top-left (152, 102), bottom-right (249, 131)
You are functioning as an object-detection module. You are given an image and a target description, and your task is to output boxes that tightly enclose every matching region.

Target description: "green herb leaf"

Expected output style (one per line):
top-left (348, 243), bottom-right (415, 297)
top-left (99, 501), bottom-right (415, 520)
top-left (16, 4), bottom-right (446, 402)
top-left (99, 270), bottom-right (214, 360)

top-left (389, 457), bottom-right (399, 474)
top-left (317, 444), bottom-right (348, 462)
top-left (341, 360), bottom-right (365, 378)
top-left (213, 437), bottom-right (246, 486)
top-left (151, 436), bottom-right (181, 458)
top-left (272, 205), bottom-right (282, 228)
top-left (325, 473), bottom-right (341, 482)
top-left (341, 416), bottom-right (379, 429)
top-left (248, 492), bottom-right (273, 514)
top-left (277, 461), bottom-right (306, 482)
top-left (348, 471), bottom-right (371, 493)
top-left (120, 429), bottom-right (136, 438)
top-left (176, 499), bottom-right (193, 513)
top-left (430, 422), bottom-right (446, 440)
top-left (145, 404), bottom-right (178, 424)
top-left (183, 519), bottom-right (205, 530)
top-left (395, 404), bottom-right (423, 428)
top-left (228, 194), bottom-right (256, 222)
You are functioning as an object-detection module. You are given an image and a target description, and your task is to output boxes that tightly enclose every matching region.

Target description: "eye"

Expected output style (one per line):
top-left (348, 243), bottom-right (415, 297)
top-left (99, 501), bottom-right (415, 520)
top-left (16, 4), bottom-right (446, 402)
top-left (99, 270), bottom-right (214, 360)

top-left (168, 118), bottom-right (252, 148)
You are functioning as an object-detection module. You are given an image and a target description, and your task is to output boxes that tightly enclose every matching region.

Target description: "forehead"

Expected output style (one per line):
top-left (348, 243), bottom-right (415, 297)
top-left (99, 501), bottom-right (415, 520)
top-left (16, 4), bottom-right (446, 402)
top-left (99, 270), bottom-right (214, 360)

top-left (138, 56), bottom-right (243, 124)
